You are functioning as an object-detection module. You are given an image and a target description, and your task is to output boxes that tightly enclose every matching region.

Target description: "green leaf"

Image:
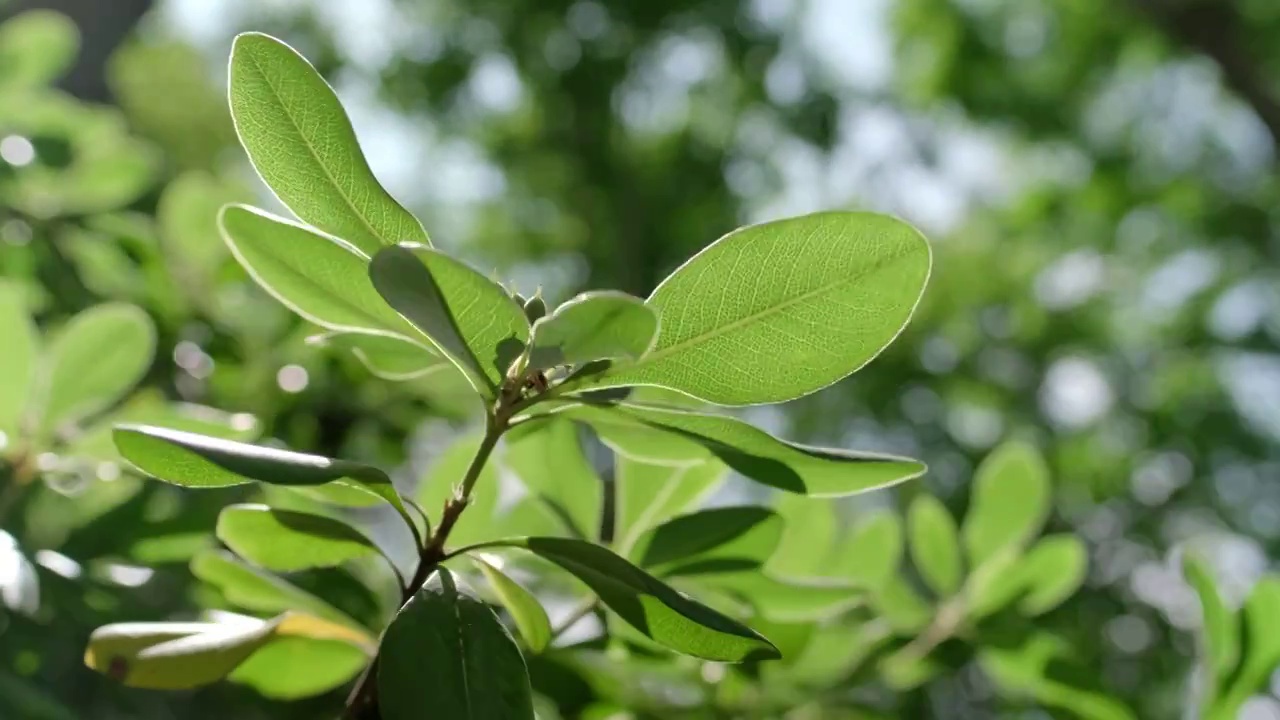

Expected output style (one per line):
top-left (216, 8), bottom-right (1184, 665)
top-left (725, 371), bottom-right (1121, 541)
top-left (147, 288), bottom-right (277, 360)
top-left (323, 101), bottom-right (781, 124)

top-left (1182, 553), bottom-right (1237, 691)
top-left (539, 401), bottom-right (924, 497)
top-left (1215, 578), bottom-right (1280, 716)
top-left (417, 433), bottom-right (501, 547)
top-left (227, 32), bottom-right (427, 256)
top-left (768, 495), bottom-right (837, 578)
top-left (308, 331), bottom-right (447, 381)
top-left (528, 291), bottom-right (657, 369)
top-left (37, 304), bottom-right (154, 435)
top-left (190, 551), bottom-right (363, 630)
top-left (483, 536), bottom-right (778, 662)
top-left (219, 204), bottom-right (427, 343)
top-left (979, 633), bottom-right (1136, 720)
top-left (907, 494), bottom-right (962, 596)
top-left (378, 569), bottom-right (534, 720)
top-left (229, 636), bottom-right (368, 700)
top-left (631, 506), bottom-right (782, 575)
top-left (473, 557), bottom-right (553, 653)
top-left (962, 440), bottom-right (1051, 567)
top-left (690, 573), bottom-right (860, 622)
top-left (870, 576), bottom-right (932, 633)
top-left (565, 212), bottom-right (930, 405)
top-left (1018, 535), bottom-right (1087, 616)
top-left (112, 425), bottom-right (411, 524)
top-left (215, 504), bottom-right (379, 572)
top-left (0, 283), bottom-right (36, 440)
top-left (614, 457), bottom-right (727, 556)
top-left (830, 511), bottom-right (904, 592)
top-left (369, 244), bottom-right (530, 396)
top-left (964, 548), bottom-right (1026, 620)
top-left (503, 419), bottom-right (601, 539)
top-left (86, 612), bottom-right (371, 691)
top-left (158, 171), bottom-right (243, 288)
top-left (0, 10), bottom-right (79, 90)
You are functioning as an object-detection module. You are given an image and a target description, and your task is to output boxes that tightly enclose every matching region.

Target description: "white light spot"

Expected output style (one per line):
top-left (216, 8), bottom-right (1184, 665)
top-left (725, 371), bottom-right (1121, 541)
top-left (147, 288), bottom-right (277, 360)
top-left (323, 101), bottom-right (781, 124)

top-left (34, 550), bottom-right (81, 580)
top-left (0, 135), bottom-right (35, 167)
top-left (1035, 250), bottom-right (1106, 310)
top-left (173, 340), bottom-right (214, 379)
top-left (1104, 614), bottom-right (1152, 654)
top-left (277, 365), bottom-right (309, 394)
top-left (35, 452), bottom-right (60, 473)
top-left (0, 430), bottom-right (7, 452)
top-left (230, 413), bottom-right (257, 433)
top-left (1040, 356), bottom-right (1113, 429)
top-left (700, 662), bottom-right (726, 683)
top-left (104, 563), bottom-right (154, 588)
top-left (96, 462), bottom-right (121, 482)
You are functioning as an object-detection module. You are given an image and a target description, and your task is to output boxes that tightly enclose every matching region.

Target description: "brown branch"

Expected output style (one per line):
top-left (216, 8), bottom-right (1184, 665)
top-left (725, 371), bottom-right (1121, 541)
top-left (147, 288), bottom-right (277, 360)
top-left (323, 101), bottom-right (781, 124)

top-left (1132, 0), bottom-right (1280, 148)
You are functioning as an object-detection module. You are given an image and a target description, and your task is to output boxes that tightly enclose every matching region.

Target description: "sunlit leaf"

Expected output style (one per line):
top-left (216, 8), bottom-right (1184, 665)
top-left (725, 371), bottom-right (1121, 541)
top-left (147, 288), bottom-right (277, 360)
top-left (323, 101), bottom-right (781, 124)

top-left (528, 291), bottom-right (657, 369)
top-left (190, 551), bottom-right (362, 630)
top-left (229, 635), bottom-right (369, 700)
top-left (369, 244), bottom-right (529, 397)
top-left (309, 331), bottom-right (448, 381)
top-left (632, 506), bottom-right (782, 575)
top-left (227, 32), bottom-right (428, 255)
top-left (564, 212), bottom-right (930, 405)
top-left (473, 556), bottom-right (553, 653)
top-left (0, 10), bottom-right (79, 90)
top-left (614, 456), bottom-right (727, 556)
top-left (215, 504), bottom-right (379, 572)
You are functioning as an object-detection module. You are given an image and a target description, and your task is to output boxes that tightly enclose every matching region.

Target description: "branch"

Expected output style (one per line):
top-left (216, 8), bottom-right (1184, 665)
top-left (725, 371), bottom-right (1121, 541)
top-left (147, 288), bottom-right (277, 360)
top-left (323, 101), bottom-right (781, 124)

top-left (1132, 0), bottom-right (1280, 148)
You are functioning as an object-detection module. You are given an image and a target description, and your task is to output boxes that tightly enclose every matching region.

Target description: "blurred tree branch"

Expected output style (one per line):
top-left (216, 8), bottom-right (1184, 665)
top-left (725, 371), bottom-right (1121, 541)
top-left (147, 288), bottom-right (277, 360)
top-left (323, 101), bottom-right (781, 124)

top-left (0, 0), bottom-right (152, 102)
top-left (1132, 0), bottom-right (1280, 149)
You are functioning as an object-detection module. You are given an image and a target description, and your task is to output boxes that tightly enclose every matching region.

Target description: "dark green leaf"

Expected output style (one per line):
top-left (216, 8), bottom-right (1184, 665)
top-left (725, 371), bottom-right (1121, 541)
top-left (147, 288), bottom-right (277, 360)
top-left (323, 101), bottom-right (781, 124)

top-left (227, 33), bottom-right (428, 255)
top-left (484, 536), bottom-right (779, 662)
top-left (632, 506), bottom-right (782, 574)
top-left (378, 569), bottom-right (534, 720)
top-left (540, 401), bottom-right (924, 497)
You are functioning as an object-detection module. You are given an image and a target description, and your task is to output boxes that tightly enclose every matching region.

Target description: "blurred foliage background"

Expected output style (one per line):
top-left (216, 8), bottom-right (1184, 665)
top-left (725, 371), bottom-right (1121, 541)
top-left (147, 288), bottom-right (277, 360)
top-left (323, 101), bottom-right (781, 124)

top-left (1, 0), bottom-right (1279, 718)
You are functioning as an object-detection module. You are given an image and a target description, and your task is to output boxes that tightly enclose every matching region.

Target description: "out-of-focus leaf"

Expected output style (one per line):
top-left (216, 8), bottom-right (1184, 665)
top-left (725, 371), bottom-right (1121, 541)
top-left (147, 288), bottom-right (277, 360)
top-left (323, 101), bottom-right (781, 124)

top-left (1213, 578), bottom-right (1280, 715)
top-left (0, 10), bottom-right (79, 90)
top-left (0, 282), bottom-right (36, 440)
top-left (36, 304), bottom-right (154, 436)
top-left (158, 171), bottom-right (243, 289)
top-left (962, 440), bottom-right (1051, 567)
top-left (979, 633), bottom-right (1136, 720)
top-left (768, 495), bottom-right (837, 578)
top-left (908, 494), bottom-right (962, 596)
top-left (830, 511), bottom-right (903, 592)
top-left (309, 331), bottom-right (448, 381)
top-left (378, 569), bottom-right (534, 719)
top-left (614, 456), bottom-right (727, 555)
top-left (692, 572), bottom-right (861, 622)
top-left (1018, 535), bottom-right (1088, 616)
top-left (504, 419), bottom-right (601, 539)
top-left (870, 576), bottom-right (932, 633)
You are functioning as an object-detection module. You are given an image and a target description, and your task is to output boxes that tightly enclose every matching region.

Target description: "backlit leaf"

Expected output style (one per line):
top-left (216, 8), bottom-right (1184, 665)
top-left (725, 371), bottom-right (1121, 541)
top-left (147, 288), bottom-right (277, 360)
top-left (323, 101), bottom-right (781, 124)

top-left (632, 506), bottom-right (782, 575)
top-left (228, 33), bottom-right (427, 255)
top-left (614, 456), bottom-right (727, 556)
top-left (503, 419), bottom-right (601, 539)
top-left (229, 636), bottom-right (368, 699)
top-left (190, 551), bottom-right (362, 630)
top-left (528, 291), bottom-right (657, 369)
top-left (369, 244), bottom-right (529, 397)
top-left (565, 212), bottom-right (930, 405)
top-left (473, 557), bottom-right (553, 653)
top-left (215, 504), bottom-right (379, 572)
